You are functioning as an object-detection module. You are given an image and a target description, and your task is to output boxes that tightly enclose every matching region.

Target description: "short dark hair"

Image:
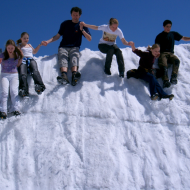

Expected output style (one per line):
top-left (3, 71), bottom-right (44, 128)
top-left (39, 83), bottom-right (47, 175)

top-left (163, 20), bottom-right (172, 27)
top-left (70, 7), bottom-right (82, 15)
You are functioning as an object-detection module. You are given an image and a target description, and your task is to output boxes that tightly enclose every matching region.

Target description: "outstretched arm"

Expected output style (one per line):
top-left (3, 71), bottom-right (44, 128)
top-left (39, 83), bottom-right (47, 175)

top-left (42, 33), bottom-right (61, 46)
top-left (128, 41), bottom-right (136, 51)
top-left (181, 36), bottom-right (190, 41)
top-left (80, 22), bottom-right (98, 30)
top-left (33, 43), bottom-right (43, 54)
top-left (80, 22), bottom-right (92, 41)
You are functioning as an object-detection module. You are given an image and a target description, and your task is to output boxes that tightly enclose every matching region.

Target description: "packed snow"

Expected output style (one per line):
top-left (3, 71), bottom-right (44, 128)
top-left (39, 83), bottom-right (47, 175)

top-left (1, 44), bottom-right (190, 190)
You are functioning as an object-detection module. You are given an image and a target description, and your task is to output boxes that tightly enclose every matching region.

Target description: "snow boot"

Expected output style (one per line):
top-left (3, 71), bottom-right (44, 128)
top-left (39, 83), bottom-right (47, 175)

top-left (35, 84), bottom-right (45, 95)
top-left (19, 89), bottom-right (29, 97)
top-left (71, 72), bottom-right (81, 86)
top-left (57, 73), bottom-right (70, 84)
top-left (170, 74), bottom-right (177, 84)
top-left (0, 111), bottom-right (7, 119)
top-left (163, 80), bottom-right (171, 88)
top-left (13, 111), bottom-right (21, 116)
top-left (162, 94), bottom-right (174, 100)
top-left (151, 93), bottom-right (159, 100)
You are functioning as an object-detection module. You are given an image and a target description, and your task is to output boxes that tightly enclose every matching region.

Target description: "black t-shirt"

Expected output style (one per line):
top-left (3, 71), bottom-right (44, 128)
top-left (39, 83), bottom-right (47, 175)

top-left (58, 20), bottom-right (91, 48)
top-left (155, 31), bottom-right (183, 53)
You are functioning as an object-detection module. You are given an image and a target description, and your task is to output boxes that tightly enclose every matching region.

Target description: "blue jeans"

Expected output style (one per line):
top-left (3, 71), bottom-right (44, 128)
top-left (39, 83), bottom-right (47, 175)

top-left (139, 72), bottom-right (167, 97)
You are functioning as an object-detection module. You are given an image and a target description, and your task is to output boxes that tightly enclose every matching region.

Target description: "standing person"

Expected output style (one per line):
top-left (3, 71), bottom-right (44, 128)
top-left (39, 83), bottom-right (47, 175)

top-left (0, 40), bottom-right (23, 119)
top-left (42, 7), bottom-right (92, 86)
top-left (80, 18), bottom-right (131, 77)
top-left (128, 42), bottom-right (174, 100)
top-left (17, 32), bottom-right (46, 97)
top-left (155, 20), bottom-right (190, 88)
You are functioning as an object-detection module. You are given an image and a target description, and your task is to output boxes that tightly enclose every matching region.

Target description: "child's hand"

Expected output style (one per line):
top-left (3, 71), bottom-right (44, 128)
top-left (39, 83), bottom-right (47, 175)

top-left (128, 41), bottom-right (134, 46)
top-left (41, 41), bottom-right (48, 46)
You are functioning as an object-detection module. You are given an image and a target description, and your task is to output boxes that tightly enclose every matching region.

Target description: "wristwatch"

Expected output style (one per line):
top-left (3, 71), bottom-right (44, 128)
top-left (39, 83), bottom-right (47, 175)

top-left (82, 29), bottom-right (84, 32)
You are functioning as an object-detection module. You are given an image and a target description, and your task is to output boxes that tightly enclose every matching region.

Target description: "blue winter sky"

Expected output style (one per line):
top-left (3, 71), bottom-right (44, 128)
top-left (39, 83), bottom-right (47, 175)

top-left (0, 0), bottom-right (189, 57)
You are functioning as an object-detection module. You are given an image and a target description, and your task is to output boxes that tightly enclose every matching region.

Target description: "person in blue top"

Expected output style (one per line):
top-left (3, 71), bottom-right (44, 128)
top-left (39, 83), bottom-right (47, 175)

top-left (155, 20), bottom-right (190, 88)
top-left (42, 7), bottom-right (91, 86)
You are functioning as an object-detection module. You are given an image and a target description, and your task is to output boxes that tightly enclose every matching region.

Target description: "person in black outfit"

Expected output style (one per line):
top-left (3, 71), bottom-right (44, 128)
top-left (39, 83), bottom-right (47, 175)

top-left (155, 20), bottom-right (190, 88)
top-left (42, 7), bottom-right (91, 86)
top-left (128, 42), bottom-right (174, 100)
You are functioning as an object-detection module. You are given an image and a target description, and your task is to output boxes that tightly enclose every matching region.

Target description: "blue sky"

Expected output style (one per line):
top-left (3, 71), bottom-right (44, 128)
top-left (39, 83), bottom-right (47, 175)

top-left (0, 0), bottom-right (189, 57)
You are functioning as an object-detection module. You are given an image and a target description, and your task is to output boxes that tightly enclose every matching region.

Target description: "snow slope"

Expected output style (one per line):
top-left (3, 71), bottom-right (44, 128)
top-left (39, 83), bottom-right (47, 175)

top-left (1, 44), bottom-right (190, 190)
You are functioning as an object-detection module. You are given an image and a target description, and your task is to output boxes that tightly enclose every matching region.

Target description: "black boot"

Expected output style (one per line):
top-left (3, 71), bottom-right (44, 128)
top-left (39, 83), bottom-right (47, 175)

top-left (19, 89), bottom-right (29, 97)
top-left (162, 94), bottom-right (174, 100)
top-left (170, 73), bottom-right (177, 84)
top-left (13, 111), bottom-right (21, 116)
top-left (163, 80), bottom-right (171, 88)
top-left (35, 84), bottom-right (46, 95)
top-left (71, 72), bottom-right (81, 86)
top-left (0, 111), bottom-right (7, 119)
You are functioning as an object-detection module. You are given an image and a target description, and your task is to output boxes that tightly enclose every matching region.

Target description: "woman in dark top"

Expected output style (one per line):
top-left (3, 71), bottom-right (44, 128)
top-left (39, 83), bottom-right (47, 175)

top-left (128, 42), bottom-right (174, 100)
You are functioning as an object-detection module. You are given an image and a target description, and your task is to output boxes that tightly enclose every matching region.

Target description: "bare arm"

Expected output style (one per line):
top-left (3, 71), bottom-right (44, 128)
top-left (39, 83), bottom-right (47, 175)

top-left (181, 36), bottom-right (190, 41)
top-left (79, 23), bottom-right (92, 41)
top-left (128, 41), bottom-right (136, 51)
top-left (42, 33), bottom-right (61, 46)
top-left (32, 43), bottom-right (43, 54)
top-left (80, 22), bottom-right (98, 30)
top-left (121, 38), bottom-right (129, 46)
top-left (82, 30), bottom-right (92, 41)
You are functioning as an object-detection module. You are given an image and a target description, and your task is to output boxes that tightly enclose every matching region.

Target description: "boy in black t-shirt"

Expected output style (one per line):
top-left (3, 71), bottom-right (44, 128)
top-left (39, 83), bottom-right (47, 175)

top-left (42, 7), bottom-right (91, 86)
top-left (155, 20), bottom-right (190, 88)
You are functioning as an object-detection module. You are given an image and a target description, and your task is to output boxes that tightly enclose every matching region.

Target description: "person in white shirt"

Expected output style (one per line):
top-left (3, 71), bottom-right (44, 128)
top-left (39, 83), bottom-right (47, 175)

top-left (80, 18), bottom-right (132, 77)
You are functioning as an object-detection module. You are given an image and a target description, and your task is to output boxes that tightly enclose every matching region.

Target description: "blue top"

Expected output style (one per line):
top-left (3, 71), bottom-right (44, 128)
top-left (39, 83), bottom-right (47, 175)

top-left (155, 31), bottom-right (183, 53)
top-left (58, 20), bottom-right (91, 48)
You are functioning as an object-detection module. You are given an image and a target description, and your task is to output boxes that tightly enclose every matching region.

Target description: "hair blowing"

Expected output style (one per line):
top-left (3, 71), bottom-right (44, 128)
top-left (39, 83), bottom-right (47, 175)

top-left (109, 18), bottom-right (119, 25)
top-left (147, 44), bottom-right (160, 51)
top-left (16, 32), bottom-right (29, 45)
top-left (3, 39), bottom-right (23, 60)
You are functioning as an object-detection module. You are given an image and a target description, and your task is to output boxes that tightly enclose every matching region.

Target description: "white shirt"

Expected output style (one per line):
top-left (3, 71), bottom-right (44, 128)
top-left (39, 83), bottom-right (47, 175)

top-left (98, 25), bottom-right (124, 45)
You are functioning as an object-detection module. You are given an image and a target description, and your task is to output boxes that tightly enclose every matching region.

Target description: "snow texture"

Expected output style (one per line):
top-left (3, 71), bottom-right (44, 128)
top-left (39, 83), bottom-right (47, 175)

top-left (1, 44), bottom-right (190, 190)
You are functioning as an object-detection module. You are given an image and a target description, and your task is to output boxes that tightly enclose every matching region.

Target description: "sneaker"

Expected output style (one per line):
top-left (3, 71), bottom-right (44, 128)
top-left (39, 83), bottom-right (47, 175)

top-left (162, 94), bottom-right (174, 100)
top-left (13, 111), bottom-right (21, 116)
top-left (0, 111), bottom-right (7, 119)
top-left (119, 72), bottom-right (124, 78)
top-left (19, 89), bottom-right (29, 97)
top-left (104, 68), bottom-right (111, 75)
top-left (163, 80), bottom-right (171, 88)
top-left (151, 93), bottom-right (159, 100)
top-left (57, 73), bottom-right (70, 84)
top-left (170, 74), bottom-right (177, 84)
top-left (35, 84), bottom-right (45, 95)
top-left (71, 72), bottom-right (81, 86)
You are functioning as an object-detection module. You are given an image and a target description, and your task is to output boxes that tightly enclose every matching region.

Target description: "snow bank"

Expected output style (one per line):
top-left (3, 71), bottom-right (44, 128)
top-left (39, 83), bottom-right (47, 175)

top-left (0, 44), bottom-right (190, 190)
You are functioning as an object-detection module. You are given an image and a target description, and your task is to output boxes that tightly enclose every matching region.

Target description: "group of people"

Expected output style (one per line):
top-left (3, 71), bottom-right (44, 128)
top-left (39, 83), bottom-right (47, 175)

top-left (0, 7), bottom-right (190, 119)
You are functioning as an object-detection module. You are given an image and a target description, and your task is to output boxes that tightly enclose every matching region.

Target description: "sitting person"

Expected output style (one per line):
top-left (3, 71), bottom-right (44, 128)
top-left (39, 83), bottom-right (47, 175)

top-left (128, 42), bottom-right (174, 100)
top-left (80, 18), bottom-right (132, 77)
top-left (155, 20), bottom-right (190, 88)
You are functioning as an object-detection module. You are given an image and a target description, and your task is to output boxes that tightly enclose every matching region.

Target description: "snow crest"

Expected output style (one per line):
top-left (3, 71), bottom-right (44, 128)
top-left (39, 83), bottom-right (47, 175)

top-left (1, 45), bottom-right (190, 190)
